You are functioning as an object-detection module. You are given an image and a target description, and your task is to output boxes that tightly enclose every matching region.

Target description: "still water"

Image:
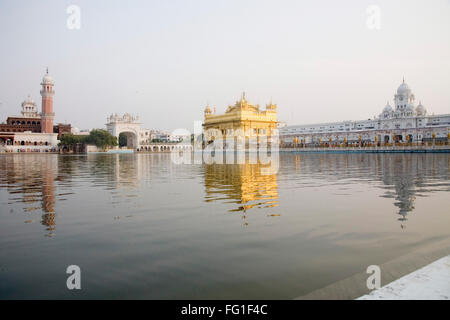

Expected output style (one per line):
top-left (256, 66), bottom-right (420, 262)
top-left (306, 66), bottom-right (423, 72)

top-left (0, 153), bottom-right (449, 299)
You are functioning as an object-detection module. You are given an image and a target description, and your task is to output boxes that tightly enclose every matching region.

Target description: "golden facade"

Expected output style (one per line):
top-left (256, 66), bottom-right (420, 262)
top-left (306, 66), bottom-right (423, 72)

top-left (203, 92), bottom-right (278, 144)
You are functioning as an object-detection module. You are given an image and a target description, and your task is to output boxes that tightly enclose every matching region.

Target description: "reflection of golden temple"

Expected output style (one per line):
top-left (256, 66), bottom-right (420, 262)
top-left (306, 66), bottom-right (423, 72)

top-left (204, 161), bottom-right (278, 214)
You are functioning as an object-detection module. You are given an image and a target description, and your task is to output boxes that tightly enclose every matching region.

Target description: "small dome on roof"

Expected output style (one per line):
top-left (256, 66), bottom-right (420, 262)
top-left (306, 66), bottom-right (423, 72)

top-left (383, 101), bottom-right (393, 113)
top-left (22, 95), bottom-right (35, 106)
top-left (416, 101), bottom-right (427, 115)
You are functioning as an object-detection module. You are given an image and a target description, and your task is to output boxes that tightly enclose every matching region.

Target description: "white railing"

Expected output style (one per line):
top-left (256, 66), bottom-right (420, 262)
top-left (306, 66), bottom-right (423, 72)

top-left (281, 145), bottom-right (450, 152)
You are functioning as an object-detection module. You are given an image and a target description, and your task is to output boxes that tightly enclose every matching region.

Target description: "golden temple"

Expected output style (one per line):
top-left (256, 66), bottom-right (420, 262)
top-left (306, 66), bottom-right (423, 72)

top-left (203, 92), bottom-right (278, 144)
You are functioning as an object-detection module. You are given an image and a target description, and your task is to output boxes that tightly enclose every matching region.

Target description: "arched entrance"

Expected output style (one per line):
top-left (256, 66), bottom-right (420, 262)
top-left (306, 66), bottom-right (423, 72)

top-left (117, 131), bottom-right (138, 149)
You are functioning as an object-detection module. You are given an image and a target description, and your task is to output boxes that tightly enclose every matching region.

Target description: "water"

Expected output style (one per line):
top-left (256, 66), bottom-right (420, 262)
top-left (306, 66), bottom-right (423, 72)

top-left (0, 153), bottom-right (449, 299)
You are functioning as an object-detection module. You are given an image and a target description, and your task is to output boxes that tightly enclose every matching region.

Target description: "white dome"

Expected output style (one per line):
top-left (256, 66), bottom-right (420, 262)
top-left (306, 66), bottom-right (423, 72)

top-left (22, 95), bottom-right (35, 105)
top-left (42, 68), bottom-right (54, 85)
top-left (42, 74), bottom-right (53, 84)
top-left (416, 102), bottom-right (426, 115)
top-left (397, 81), bottom-right (410, 94)
top-left (406, 104), bottom-right (414, 112)
top-left (383, 102), bottom-right (393, 113)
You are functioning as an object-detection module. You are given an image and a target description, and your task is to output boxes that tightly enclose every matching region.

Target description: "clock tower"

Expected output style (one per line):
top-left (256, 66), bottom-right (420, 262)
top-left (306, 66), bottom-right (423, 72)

top-left (394, 78), bottom-right (415, 112)
top-left (40, 68), bottom-right (55, 134)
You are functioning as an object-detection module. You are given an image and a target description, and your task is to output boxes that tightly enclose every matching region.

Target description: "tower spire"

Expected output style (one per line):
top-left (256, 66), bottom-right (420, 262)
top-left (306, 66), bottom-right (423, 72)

top-left (46, 67), bottom-right (48, 74)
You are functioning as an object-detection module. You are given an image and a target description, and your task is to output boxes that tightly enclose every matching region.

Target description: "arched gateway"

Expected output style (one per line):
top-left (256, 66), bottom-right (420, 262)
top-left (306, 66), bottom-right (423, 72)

top-left (106, 113), bottom-right (141, 149)
top-left (105, 113), bottom-right (193, 152)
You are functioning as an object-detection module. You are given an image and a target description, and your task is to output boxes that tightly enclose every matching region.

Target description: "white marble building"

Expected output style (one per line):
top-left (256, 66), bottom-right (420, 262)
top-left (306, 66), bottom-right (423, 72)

top-left (106, 113), bottom-right (145, 149)
top-left (281, 80), bottom-right (450, 145)
top-left (106, 113), bottom-right (191, 151)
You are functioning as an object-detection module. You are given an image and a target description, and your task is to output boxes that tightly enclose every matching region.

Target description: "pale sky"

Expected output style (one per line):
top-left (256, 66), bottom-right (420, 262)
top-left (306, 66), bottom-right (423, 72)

top-left (0, 0), bottom-right (449, 131)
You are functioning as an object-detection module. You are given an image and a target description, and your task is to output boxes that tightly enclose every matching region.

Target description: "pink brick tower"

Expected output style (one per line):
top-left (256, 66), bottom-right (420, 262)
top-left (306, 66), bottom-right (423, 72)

top-left (40, 68), bottom-right (55, 133)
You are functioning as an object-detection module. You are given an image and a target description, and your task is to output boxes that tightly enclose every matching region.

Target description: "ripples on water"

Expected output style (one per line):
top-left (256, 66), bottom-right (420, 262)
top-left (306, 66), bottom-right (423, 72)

top-left (0, 153), bottom-right (449, 299)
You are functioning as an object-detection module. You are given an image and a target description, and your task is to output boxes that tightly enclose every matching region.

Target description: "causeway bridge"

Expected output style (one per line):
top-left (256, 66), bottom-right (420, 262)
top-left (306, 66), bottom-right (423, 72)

top-left (136, 143), bottom-right (193, 152)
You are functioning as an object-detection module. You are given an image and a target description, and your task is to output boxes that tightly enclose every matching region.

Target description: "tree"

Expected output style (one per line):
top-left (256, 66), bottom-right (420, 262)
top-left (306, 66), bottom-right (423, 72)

top-left (84, 129), bottom-right (118, 149)
top-left (59, 129), bottom-right (118, 150)
top-left (58, 134), bottom-right (85, 146)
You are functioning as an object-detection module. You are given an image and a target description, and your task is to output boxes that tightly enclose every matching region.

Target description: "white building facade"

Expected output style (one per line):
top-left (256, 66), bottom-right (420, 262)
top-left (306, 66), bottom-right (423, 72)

top-left (106, 113), bottom-right (145, 149)
top-left (280, 80), bottom-right (450, 145)
top-left (106, 113), bottom-right (191, 151)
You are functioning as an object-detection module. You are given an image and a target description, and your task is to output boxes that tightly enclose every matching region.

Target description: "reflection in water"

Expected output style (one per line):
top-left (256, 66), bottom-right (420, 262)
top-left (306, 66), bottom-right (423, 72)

top-left (0, 153), bottom-right (448, 234)
top-left (280, 153), bottom-right (449, 229)
top-left (0, 153), bottom-right (449, 299)
top-left (41, 163), bottom-right (56, 237)
top-left (0, 153), bottom-right (178, 237)
top-left (204, 162), bottom-right (278, 224)
top-left (0, 155), bottom-right (57, 236)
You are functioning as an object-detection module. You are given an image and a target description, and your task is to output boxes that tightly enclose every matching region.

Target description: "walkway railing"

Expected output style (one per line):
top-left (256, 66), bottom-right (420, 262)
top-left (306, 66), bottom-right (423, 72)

top-left (281, 145), bottom-right (450, 153)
